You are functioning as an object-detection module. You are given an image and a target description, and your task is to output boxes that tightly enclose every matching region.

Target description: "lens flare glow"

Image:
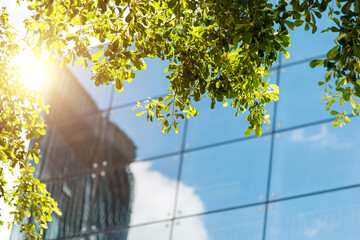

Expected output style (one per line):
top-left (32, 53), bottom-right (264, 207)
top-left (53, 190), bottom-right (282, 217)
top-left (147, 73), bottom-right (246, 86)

top-left (11, 50), bottom-right (46, 91)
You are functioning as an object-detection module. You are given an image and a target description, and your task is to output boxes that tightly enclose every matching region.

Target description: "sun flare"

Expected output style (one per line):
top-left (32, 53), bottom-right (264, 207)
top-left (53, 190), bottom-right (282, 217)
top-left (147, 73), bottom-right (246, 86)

top-left (11, 50), bottom-right (47, 91)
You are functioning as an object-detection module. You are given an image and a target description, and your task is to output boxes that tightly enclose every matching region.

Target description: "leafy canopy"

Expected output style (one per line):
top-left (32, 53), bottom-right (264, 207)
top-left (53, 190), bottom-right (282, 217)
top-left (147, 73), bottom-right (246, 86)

top-left (1, 0), bottom-right (360, 238)
top-left (0, 9), bottom-right (61, 240)
top-left (22, 0), bottom-right (360, 136)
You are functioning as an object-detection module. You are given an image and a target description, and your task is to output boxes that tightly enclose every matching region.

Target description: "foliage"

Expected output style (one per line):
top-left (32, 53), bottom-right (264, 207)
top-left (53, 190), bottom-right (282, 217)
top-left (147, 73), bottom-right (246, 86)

top-left (1, 0), bottom-right (360, 238)
top-left (20, 0), bottom-right (360, 137)
top-left (0, 8), bottom-right (61, 240)
top-left (309, 0), bottom-right (360, 127)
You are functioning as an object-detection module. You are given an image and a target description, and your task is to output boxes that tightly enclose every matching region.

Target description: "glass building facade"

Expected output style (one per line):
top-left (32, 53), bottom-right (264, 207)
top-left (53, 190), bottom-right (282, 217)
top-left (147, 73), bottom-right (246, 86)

top-left (11, 15), bottom-right (360, 240)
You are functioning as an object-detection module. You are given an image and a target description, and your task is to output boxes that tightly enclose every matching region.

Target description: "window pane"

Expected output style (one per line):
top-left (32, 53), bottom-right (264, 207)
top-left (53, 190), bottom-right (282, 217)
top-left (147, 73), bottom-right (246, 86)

top-left (90, 156), bottom-right (179, 231)
top-left (186, 97), bottom-right (274, 150)
top-left (177, 137), bottom-right (270, 216)
top-left (172, 206), bottom-right (264, 240)
top-left (270, 117), bottom-right (360, 199)
top-left (112, 58), bottom-right (170, 107)
top-left (44, 65), bottom-right (112, 121)
top-left (276, 62), bottom-right (352, 129)
top-left (68, 64), bottom-right (113, 110)
top-left (266, 188), bottom-right (360, 240)
top-left (109, 107), bottom-right (184, 160)
top-left (283, 10), bottom-right (336, 63)
top-left (43, 175), bottom-right (96, 239)
top-left (88, 221), bottom-right (171, 240)
top-left (37, 113), bottom-right (108, 180)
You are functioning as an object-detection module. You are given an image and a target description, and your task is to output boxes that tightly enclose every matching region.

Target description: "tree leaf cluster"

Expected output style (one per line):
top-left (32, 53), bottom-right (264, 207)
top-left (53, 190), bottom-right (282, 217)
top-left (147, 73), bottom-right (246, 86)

top-left (310, 0), bottom-right (360, 126)
top-left (22, 0), bottom-right (360, 134)
top-left (0, 8), bottom-right (61, 240)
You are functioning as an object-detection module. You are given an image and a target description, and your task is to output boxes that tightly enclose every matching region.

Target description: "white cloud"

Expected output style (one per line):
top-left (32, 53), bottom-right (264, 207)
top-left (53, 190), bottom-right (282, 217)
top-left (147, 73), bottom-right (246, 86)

top-left (290, 125), bottom-right (351, 150)
top-left (128, 161), bottom-right (208, 240)
top-left (304, 219), bottom-right (327, 238)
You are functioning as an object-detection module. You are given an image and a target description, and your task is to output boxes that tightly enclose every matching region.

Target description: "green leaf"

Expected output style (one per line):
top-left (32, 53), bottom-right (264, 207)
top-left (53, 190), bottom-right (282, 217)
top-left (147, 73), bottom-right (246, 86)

top-left (34, 156), bottom-right (39, 164)
top-left (305, 23), bottom-right (310, 31)
top-left (326, 46), bottom-right (338, 60)
top-left (330, 110), bottom-right (339, 115)
top-left (77, 58), bottom-right (83, 65)
top-left (335, 0), bottom-right (341, 8)
top-left (136, 111), bottom-right (147, 116)
top-left (115, 78), bottom-right (123, 92)
top-left (309, 59), bottom-right (324, 68)
top-left (325, 70), bottom-right (331, 82)
top-left (244, 128), bottom-right (253, 136)
top-left (334, 34), bottom-right (346, 42)
top-left (0, 151), bottom-right (6, 161)
top-left (125, 13), bottom-right (132, 23)
top-left (342, 2), bottom-right (352, 14)
top-left (65, 34), bottom-right (78, 41)
top-left (283, 51), bottom-right (290, 59)
top-left (255, 127), bottom-right (263, 137)
top-left (200, 2), bottom-right (213, 8)
top-left (350, 96), bottom-right (360, 109)
top-left (92, 50), bottom-right (105, 61)
top-left (331, 120), bottom-right (340, 127)
top-left (343, 115), bottom-right (350, 123)
top-left (37, 128), bottom-right (46, 135)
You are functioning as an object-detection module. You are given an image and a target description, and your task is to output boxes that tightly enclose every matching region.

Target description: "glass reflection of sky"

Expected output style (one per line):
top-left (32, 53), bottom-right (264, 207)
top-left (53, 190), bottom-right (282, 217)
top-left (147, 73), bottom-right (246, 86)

top-left (177, 137), bottom-right (271, 216)
top-left (266, 188), bottom-right (360, 240)
top-left (284, 9), bottom-right (336, 64)
top-left (112, 58), bottom-right (171, 107)
top-left (271, 117), bottom-right (360, 199)
top-left (173, 206), bottom-right (264, 240)
top-left (186, 97), bottom-right (274, 149)
top-left (128, 157), bottom-right (179, 225)
top-left (68, 63), bottom-right (113, 111)
top-left (276, 62), bottom-right (353, 130)
top-left (110, 106), bottom-right (184, 160)
top-left (91, 221), bottom-right (171, 240)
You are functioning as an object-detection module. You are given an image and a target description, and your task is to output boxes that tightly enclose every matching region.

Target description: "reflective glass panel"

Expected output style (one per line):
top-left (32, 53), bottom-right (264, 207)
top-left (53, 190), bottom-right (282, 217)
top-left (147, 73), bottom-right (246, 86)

top-left (177, 137), bottom-right (270, 216)
top-left (172, 206), bottom-right (264, 240)
top-left (109, 107), bottom-right (184, 160)
top-left (266, 188), bottom-right (360, 240)
top-left (90, 156), bottom-right (179, 231)
top-left (37, 113), bottom-right (108, 180)
top-left (276, 62), bottom-right (352, 129)
top-left (67, 64), bottom-right (113, 112)
top-left (283, 10), bottom-right (336, 64)
top-left (42, 66), bottom-right (108, 123)
top-left (89, 221), bottom-right (171, 240)
top-left (185, 95), bottom-right (274, 149)
top-left (43, 174), bottom-right (96, 239)
top-left (112, 58), bottom-right (170, 107)
top-left (270, 117), bottom-right (360, 199)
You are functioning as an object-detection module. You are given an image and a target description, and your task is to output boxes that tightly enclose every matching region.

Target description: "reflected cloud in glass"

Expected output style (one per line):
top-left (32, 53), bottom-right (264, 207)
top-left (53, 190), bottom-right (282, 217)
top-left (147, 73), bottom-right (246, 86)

top-left (271, 118), bottom-right (360, 198)
top-left (266, 189), bottom-right (360, 240)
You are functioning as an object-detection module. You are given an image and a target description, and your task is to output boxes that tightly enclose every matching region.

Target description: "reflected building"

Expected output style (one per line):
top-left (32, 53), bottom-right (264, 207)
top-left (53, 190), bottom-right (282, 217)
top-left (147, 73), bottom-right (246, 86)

top-left (11, 66), bottom-right (136, 239)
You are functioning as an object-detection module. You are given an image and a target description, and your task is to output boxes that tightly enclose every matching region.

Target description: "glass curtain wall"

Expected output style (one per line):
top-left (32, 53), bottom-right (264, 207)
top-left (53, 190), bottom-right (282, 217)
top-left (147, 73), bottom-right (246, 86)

top-left (11, 21), bottom-right (360, 240)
